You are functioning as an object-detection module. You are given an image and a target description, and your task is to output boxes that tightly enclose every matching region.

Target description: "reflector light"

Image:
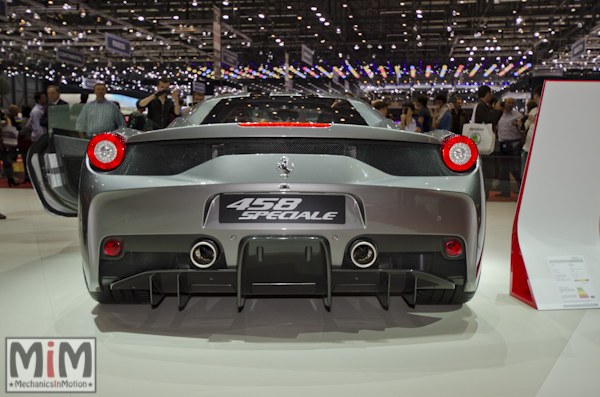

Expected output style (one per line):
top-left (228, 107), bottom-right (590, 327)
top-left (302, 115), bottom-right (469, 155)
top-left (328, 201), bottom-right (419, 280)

top-left (441, 135), bottom-right (478, 171)
top-left (238, 122), bottom-right (331, 128)
top-left (445, 239), bottom-right (462, 256)
top-left (104, 239), bottom-right (122, 257)
top-left (87, 133), bottom-right (126, 170)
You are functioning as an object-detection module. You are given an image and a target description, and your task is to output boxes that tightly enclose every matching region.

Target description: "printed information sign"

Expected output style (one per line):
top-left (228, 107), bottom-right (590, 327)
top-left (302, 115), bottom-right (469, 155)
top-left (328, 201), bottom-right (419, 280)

top-left (549, 256), bottom-right (599, 308)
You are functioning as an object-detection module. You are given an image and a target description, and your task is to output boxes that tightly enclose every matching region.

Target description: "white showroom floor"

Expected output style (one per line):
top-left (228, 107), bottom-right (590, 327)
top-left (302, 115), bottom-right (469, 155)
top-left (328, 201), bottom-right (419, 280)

top-left (0, 188), bottom-right (599, 397)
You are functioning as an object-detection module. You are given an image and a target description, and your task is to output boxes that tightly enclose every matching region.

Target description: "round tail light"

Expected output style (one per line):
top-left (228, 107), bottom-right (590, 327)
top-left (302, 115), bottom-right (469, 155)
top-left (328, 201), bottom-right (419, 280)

top-left (441, 135), bottom-right (478, 172)
top-left (445, 239), bottom-right (462, 257)
top-left (87, 133), bottom-right (126, 170)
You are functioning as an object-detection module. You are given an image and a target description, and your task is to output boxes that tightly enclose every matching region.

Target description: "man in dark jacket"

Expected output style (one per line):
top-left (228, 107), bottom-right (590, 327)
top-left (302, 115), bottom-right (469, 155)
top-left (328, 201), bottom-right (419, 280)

top-left (450, 97), bottom-right (468, 135)
top-left (136, 77), bottom-right (181, 130)
top-left (40, 85), bottom-right (69, 131)
top-left (474, 86), bottom-right (502, 199)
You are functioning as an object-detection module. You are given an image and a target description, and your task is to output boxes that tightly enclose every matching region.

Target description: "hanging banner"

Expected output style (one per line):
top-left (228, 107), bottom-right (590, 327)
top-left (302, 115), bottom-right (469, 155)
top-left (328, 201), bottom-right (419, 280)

top-left (82, 77), bottom-right (104, 90)
top-left (0, 0), bottom-right (7, 21)
top-left (572, 37), bottom-right (585, 59)
top-left (301, 45), bottom-right (314, 66)
top-left (284, 52), bottom-right (291, 93)
top-left (105, 33), bottom-right (131, 57)
top-left (192, 81), bottom-right (206, 94)
top-left (213, 5), bottom-right (222, 78)
top-left (332, 71), bottom-right (339, 85)
top-left (222, 48), bottom-right (238, 66)
top-left (56, 47), bottom-right (85, 66)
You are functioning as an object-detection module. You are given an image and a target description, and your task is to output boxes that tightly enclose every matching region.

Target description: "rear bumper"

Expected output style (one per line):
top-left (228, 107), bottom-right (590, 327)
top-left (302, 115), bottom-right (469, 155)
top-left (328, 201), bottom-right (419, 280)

top-left (105, 235), bottom-right (464, 310)
top-left (111, 269), bottom-right (456, 310)
top-left (80, 154), bottom-right (484, 297)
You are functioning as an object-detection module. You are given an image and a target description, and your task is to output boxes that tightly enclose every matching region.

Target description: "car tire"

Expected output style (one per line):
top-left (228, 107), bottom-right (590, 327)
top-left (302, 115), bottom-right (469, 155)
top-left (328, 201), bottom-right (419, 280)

top-left (89, 289), bottom-right (151, 304)
top-left (415, 286), bottom-right (475, 305)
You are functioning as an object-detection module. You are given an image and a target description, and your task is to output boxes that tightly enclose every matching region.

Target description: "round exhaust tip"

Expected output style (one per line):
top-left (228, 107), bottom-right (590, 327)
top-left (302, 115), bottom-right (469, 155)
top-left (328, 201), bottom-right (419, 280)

top-left (190, 240), bottom-right (218, 268)
top-left (350, 240), bottom-right (377, 268)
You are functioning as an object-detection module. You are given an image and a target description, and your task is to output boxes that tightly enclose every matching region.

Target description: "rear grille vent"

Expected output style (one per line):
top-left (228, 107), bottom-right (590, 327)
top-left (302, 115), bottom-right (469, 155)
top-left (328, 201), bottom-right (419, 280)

top-left (105, 138), bottom-right (468, 177)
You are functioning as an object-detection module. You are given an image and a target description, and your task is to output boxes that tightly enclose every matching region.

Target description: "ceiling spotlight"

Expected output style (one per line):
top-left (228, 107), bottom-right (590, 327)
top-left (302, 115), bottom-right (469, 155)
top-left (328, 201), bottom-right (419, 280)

top-left (516, 16), bottom-right (523, 25)
top-left (258, 13), bottom-right (265, 18)
top-left (311, 7), bottom-right (317, 11)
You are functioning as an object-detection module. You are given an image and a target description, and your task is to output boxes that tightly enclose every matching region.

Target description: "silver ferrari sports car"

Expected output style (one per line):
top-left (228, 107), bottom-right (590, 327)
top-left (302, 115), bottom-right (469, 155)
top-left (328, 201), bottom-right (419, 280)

top-left (29, 93), bottom-right (485, 310)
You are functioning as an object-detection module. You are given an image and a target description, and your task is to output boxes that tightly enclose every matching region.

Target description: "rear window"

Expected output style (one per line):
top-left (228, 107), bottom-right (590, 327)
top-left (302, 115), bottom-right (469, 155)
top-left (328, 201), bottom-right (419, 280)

top-left (200, 96), bottom-right (369, 126)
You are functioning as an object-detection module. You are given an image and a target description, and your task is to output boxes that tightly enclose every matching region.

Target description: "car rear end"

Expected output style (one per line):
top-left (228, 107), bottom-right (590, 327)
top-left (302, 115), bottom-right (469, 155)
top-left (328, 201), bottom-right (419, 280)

top-left (80, 95), bottom-right (485, 309)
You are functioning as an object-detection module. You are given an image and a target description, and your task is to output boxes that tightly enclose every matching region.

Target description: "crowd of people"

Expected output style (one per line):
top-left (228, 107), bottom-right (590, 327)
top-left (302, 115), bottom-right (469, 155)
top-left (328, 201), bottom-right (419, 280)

top-left (0, 76), bottom-right (204, 219)
top-left (370, 85), bottom-right (541, 199)
top-left (2, 73), bottom-right (541, 219)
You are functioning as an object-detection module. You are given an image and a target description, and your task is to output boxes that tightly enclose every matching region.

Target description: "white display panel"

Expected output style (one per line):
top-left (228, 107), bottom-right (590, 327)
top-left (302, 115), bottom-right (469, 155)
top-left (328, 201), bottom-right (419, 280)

top-left (512, 80), bottom-right (600, 310)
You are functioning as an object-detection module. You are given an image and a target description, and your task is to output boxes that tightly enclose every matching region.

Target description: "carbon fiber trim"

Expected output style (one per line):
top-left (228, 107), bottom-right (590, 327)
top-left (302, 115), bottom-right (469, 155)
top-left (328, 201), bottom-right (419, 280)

top-left (346, 251), bottom-right (467, 280)
top-left (100, 251), bottom-right (227, 280)
top-left (103, 138), bottom-right (468, 177)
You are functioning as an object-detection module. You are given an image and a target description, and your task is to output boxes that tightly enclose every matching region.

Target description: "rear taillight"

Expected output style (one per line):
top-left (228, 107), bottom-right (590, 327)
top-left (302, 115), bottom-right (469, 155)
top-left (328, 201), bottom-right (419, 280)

top-left (238, 122), bottom-right (331, 128)
top-left (440, 135), bottom-right (478, 172)
top-left (87, 133), bottom-right (126, 170)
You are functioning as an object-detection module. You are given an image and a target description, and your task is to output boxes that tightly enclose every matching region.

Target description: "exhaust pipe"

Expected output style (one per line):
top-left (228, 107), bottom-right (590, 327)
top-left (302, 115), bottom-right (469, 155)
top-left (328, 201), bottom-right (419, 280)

top-left (349, 240), bottom-right (377, 268)
top-left (190, 240), bottom-right (219, 268)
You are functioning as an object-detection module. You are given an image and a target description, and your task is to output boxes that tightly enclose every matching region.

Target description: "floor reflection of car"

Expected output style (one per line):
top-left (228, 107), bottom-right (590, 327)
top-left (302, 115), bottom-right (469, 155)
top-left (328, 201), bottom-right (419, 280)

top-left (28, 93), bottom-right (485, 311)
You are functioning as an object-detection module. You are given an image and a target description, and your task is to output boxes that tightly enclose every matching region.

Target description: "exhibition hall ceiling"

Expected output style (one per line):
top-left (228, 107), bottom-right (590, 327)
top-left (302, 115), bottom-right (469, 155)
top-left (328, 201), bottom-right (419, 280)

top-left (0, 0), bottom-right (599, 93)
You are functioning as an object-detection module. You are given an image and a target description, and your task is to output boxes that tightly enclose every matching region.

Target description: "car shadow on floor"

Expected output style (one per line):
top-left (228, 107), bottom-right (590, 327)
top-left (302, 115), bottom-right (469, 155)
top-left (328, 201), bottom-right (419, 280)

top-left (92, 295), bottom-right (477, 343)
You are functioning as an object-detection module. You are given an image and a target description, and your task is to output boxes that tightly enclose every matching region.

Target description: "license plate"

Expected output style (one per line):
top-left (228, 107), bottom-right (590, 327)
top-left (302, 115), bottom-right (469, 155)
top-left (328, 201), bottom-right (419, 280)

top-left (219, 194), bottom-right (345, 224)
